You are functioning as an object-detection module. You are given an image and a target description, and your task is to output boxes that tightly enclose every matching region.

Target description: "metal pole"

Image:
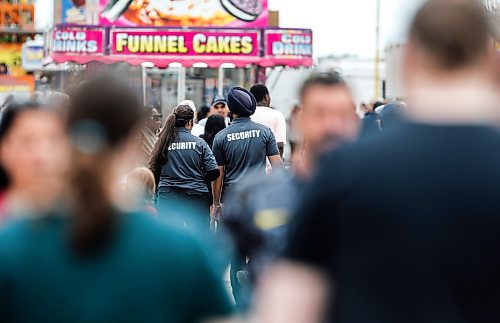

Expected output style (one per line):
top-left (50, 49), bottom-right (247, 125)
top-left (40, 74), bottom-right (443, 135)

top-left (141, 65), bottom-right (147, 106)
top-left (374, 0), bottom-right (381, 100)
top-left (218, 66), bottom-right (224, 97)
top-left (177, 66), bottom-right (186, 102)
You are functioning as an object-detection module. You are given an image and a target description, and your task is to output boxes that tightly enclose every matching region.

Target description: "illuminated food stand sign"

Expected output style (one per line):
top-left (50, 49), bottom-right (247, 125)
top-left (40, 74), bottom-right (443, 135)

top-left (49, 25), bottom-right (313, 68)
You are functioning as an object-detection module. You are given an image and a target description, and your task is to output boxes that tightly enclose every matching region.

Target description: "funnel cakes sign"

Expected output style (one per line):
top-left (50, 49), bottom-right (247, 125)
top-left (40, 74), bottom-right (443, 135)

top-left (99, 0), bottom-right (268, 28)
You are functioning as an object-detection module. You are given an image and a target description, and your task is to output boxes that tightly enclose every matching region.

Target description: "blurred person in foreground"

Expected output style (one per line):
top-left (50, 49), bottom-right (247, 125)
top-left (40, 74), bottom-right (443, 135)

top-left (222, 72), bottom-right (359, 309)
top-left (211, 87), bottom-right (283, 304)
top-left (250, 84), bottom-right (287, 158)
top-left (0, 76), bottom-right (232, 322)
top-left (139, 106), bottom-right (162, 166)
top-left (126, 167), bottom-right (157, 216)
top-left (254, 1), bottom-right (500, 322)
top-left (287, 104), bottom-right (302, 157)
top-left (0, 102), bottom-right (69, 224)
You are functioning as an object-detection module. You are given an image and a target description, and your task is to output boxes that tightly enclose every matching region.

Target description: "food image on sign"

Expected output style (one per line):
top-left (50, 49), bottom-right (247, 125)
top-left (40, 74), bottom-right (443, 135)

top-left (220, 0), bottom-right (262, 22)
top-left (99, 0), bottom-right (268, 27)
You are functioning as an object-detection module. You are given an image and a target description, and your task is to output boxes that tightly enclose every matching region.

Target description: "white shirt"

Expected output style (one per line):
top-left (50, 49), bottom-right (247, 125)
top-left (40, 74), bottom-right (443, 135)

top-left (191, 123), bottom-right (205, 137)
top-left (251, 106), bottom-right (287, 143)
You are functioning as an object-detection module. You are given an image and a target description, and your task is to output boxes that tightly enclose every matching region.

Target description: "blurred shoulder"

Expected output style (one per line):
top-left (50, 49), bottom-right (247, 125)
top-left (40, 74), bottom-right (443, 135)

top-left (125, 212), bottom-right (204, 253)
top-left (0, 219), bottom-right (30, 246)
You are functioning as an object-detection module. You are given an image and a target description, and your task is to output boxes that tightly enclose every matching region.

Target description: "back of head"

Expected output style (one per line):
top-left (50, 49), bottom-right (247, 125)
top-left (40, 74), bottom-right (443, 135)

top-left (409, 0), bottom-right (491, 71)
top-left (126, 167), bottom-right (156, 202)
top-left (178, 100), bottom-right (196, 114)
top-left (68, 76), bottom-right (142, 255)
top-left (299, 71), bottom-right (346, 103)
top-left (69, 77), bottom-right (141, 147)
top-left (197, 105), bottom-right (210, 121)
top-left (205, 114), bottom-right (226, 134)
top-left (203, 114), bottom-right (227, 147)
top-left (250, 84), bottom-right (270, 103)
top-left (227, 87), bottom-right (257, 117)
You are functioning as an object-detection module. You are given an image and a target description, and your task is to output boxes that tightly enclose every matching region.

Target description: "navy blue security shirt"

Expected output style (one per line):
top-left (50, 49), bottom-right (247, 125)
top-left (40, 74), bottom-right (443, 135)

top-left (212, 117), bottom-right (279, 186)
top-left (158, 128), bottom-right (218, 193)
top-left (223, 168), bottom-right (304, 278)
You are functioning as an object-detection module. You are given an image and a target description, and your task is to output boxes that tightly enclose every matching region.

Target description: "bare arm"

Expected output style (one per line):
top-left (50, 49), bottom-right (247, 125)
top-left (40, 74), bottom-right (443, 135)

top-left (268, 154), bottom-right (284, 168)
top-left (252, 262), bottom-right (329, 323)
top-left (212, 166), bottom-right (224, 206)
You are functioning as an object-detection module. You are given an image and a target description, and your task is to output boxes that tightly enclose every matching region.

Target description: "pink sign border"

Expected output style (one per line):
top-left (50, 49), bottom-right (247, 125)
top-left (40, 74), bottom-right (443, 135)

top-left (98, 0), bottom-right (269, 29)
top-left (48, 25), bottom-right (314, 68)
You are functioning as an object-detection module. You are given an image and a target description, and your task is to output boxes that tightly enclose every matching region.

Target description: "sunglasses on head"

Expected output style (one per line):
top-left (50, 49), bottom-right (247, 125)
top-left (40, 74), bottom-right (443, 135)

top-left (150, 114), bottom-right (163, 121)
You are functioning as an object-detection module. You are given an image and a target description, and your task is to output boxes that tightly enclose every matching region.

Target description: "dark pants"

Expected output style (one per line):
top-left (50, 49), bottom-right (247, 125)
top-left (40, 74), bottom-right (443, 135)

top-left (230, 251), bottom-right (248, 308)
top-left (220, 185), bottom-right (249, 308)
top-left (156, 188), bottom-right (211, 229)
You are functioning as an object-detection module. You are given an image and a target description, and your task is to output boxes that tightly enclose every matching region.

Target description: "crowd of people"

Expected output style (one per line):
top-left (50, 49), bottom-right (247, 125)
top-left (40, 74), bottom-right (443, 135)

top-left (0, 0), bottom-right (499, 322)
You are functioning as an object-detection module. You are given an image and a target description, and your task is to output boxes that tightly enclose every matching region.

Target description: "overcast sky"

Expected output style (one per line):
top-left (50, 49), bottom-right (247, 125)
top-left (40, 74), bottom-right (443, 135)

top-left (269, 0), bottom-right (426, 58)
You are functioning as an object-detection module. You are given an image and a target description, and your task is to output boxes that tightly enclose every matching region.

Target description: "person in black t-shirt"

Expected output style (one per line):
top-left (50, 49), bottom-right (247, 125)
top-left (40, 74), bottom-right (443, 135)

top-left (254, 1), bottom-right (500, 322)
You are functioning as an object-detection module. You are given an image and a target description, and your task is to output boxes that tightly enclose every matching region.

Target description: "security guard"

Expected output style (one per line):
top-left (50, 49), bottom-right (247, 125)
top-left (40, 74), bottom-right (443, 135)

top-left (149, 104), bottom-right (219, 228)
top-left (211, 86), bottom-right (282, 306)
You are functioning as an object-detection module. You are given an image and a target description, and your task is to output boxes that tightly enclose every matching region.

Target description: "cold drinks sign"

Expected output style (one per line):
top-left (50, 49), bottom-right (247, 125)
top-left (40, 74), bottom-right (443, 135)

top-left (266, 29), bottom-right (313, 58)
top-left (52, 27), bottom-right (105, 55)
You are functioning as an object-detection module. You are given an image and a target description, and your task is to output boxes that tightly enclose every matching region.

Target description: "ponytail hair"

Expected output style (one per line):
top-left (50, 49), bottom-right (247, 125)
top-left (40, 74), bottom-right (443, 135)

top-left (148, 104), bottom-right (194, 179)
top-left (68, 76), bottom-right (142, 255)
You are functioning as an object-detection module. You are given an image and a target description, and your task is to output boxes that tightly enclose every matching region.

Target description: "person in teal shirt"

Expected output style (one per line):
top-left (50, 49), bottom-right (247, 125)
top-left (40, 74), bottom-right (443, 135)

top-left (0, 212), bottom-right (232, 323)
top-left (0, 76), bottom-right (232, 323)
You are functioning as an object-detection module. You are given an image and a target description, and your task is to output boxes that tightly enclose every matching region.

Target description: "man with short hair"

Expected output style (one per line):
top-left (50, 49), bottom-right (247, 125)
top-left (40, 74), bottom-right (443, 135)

top-left (222, 72), bottom-right (359, 308)
top-left (256, 1), bottom-right (500, 322)
top-left (250, 84), bottom-right (287, 157)
top-left (199, 97), bottom-right (231, 128)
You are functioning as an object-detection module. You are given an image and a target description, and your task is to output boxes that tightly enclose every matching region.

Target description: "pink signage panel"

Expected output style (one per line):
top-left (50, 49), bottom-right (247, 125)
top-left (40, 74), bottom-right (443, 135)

top-left (51, 27), bottom-right (105, 56)
top-left (265, 29), bottom-right (313, 58)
